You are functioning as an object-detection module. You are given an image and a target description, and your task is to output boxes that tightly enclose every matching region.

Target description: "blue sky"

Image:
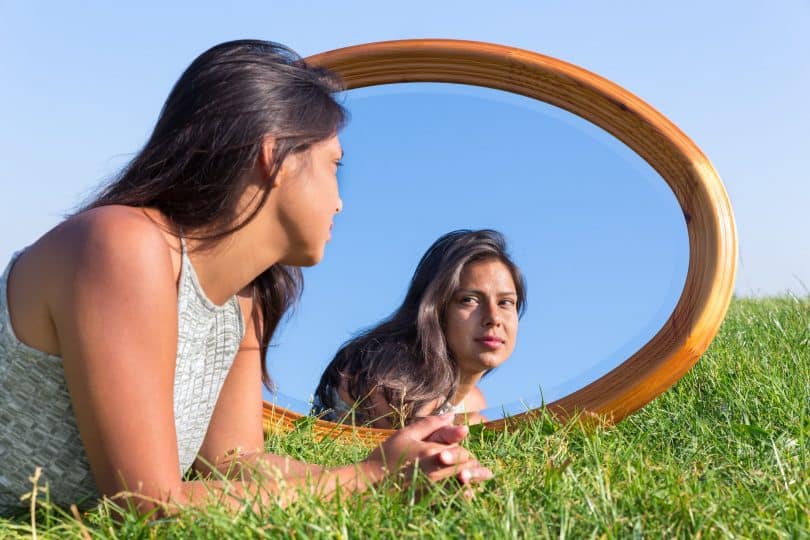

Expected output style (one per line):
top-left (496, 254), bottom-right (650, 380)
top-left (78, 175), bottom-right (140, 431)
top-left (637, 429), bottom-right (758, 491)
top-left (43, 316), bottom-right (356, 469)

top-left (1, 1), bottom-right (807, 412)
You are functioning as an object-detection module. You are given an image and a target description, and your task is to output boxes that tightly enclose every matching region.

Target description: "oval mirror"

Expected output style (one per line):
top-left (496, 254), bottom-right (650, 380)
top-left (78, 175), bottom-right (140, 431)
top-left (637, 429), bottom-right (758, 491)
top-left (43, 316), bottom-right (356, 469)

top-left (261, 40), bottom-right (737, 442)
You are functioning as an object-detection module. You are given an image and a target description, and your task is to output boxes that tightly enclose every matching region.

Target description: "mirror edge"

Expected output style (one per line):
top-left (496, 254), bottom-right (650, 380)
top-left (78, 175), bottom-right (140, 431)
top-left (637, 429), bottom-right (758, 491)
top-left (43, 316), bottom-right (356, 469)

top-left (262, 39), bottom-right (737, 442)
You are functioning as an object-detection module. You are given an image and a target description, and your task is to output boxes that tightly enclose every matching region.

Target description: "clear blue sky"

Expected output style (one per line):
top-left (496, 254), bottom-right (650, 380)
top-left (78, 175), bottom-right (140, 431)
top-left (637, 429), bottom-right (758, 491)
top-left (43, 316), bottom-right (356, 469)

top-left (1, 2), bottom-right (807, 413)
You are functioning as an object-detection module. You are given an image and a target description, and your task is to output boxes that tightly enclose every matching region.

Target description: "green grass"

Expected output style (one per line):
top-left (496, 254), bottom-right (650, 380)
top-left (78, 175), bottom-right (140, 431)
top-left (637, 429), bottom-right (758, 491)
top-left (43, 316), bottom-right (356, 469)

top-left (2, 297), bottom-right (808, 538)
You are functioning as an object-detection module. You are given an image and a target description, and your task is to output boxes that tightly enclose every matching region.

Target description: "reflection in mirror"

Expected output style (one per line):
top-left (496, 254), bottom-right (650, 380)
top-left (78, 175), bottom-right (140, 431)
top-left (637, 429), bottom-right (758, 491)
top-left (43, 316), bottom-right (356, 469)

top-left (310, 229), bottom-right (527, 428)
top-left (262, 83), bottom-right (689, 424)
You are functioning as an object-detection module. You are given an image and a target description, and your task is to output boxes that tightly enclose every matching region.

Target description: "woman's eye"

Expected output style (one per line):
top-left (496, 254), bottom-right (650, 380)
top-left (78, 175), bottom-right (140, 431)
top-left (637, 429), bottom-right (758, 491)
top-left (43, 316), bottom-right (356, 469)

top-left (500, 299), bottom-right (516, 307)
top-left (460, 296), bottom-right (478, 305)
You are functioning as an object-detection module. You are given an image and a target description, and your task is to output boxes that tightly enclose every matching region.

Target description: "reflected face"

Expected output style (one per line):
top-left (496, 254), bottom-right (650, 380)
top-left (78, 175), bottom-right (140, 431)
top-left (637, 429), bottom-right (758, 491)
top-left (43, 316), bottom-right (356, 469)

top-left (444, 259), bottom-right (519, 377)
top-left (277, 134), bottom-right (344, 266)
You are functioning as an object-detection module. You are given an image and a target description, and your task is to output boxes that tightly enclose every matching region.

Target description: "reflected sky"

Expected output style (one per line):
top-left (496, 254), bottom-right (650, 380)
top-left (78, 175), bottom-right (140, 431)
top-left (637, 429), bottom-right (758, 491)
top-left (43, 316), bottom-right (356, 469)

top-left (263, 83), bottom-right (689, 417)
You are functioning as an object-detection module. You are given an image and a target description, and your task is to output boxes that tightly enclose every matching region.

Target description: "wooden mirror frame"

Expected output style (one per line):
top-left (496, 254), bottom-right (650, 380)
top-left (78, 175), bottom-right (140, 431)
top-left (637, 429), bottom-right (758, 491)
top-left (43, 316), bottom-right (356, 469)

top-left (262, 39), bottom-right (737, 443)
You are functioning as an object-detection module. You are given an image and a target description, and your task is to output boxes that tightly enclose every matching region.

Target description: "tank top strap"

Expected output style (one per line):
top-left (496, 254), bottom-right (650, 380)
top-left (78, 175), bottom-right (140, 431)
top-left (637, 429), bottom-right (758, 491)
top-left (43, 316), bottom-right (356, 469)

top-left (177, 228), bottom-right (188, 260)
top-left (176, 230), bottom-right (192, 286)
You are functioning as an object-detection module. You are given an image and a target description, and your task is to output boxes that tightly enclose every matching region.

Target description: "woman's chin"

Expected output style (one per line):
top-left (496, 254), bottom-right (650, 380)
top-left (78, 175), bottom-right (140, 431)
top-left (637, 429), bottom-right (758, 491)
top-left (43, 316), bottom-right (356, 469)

top-left (460, 354), bottom-right (508, 375)
top-left (281, 246), bottom-right (325, 267)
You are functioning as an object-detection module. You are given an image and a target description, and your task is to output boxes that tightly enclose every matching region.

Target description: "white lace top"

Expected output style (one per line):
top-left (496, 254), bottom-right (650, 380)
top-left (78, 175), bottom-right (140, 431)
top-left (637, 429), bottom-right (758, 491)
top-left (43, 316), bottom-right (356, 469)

top-left (0, 241), bottom-right (244, 515)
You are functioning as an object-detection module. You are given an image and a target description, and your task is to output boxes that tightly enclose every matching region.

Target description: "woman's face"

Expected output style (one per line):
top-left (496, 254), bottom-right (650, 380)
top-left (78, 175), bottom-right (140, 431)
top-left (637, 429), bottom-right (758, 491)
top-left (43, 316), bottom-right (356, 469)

top-left (275, 135), bottom-right (343, 266)
top-left (444, 259), bottom-right (519, 377)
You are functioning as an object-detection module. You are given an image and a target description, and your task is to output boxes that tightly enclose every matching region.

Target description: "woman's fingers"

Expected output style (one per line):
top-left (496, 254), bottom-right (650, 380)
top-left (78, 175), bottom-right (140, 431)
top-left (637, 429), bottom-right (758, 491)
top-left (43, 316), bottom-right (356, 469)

top-left (399, 413), bottom-right (455, 441)
top-left (437, 446), bottom-right (471, 466)
top-left (369, 417), bottom-right (495, 488)
top-left (435, 448), bottom-right (493, 479)
top-left (422, 462), bottom-right (492, 484)
top-left (425, 423), bottom-right (468, 445)
top-left (420, 450), bottom-right (494, 485)
top-left (457, 463), bottom-right (494, 484)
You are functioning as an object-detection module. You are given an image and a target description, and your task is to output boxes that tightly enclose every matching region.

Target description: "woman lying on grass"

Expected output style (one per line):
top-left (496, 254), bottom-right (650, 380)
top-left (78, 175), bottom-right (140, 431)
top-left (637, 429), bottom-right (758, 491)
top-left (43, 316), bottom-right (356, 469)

top-left (313, 229), bottom-right (526, 428)
top-left (0, 40), bottom-right (492, 517)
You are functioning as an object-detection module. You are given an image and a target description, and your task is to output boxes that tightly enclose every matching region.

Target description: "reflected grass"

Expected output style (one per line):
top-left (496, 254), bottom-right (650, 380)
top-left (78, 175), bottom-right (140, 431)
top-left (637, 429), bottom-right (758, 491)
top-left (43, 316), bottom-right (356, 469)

top-left (2, 297), bottom-right (808, 538)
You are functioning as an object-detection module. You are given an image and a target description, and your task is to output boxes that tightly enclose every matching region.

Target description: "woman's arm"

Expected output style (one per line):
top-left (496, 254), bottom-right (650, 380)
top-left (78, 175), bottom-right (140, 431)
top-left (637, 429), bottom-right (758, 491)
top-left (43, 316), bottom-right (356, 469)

top-left (49, 208), bottom-right (192, 514)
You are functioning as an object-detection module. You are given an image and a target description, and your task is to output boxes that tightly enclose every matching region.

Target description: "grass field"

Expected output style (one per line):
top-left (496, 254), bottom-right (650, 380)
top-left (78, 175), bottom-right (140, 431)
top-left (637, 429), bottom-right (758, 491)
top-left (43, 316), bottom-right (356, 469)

top-left (1, 296), bottom-right (807, 538)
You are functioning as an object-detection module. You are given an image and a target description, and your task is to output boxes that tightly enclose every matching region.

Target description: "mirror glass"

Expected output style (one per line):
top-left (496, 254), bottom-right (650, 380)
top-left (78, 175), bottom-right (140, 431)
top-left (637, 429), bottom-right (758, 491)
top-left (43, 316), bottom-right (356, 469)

top-left (262, 82), bottom-right (689, 422)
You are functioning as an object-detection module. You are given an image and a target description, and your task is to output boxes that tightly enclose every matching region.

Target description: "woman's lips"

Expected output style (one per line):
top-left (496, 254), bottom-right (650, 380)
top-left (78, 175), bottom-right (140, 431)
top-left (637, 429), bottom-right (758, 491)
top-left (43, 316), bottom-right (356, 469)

top-left (475, 337), bottom-right (504, 349)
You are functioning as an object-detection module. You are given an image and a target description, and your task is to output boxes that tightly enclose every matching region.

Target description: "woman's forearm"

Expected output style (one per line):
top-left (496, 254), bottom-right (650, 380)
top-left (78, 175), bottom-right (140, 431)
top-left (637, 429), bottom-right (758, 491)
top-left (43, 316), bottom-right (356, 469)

top-left (117, 459), bottom-right (379, 517)
top-left (246, 453), bottom-right (383, 498)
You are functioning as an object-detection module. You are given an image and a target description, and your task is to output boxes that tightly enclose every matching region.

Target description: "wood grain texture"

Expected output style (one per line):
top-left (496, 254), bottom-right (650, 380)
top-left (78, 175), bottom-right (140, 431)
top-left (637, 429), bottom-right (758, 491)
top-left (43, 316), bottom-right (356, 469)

top-left (262, 39), bottom-right (737, 444)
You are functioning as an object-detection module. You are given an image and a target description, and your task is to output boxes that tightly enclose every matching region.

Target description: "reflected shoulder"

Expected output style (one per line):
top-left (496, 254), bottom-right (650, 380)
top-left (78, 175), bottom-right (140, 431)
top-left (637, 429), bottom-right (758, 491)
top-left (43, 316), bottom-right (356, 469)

top-left (465, 386), bottom-right (487, 411)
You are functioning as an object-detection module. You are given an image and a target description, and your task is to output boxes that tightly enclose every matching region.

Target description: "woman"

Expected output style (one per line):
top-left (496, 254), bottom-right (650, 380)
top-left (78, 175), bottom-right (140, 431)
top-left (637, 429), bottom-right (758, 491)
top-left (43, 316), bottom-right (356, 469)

top-left (313, 229), bottom-right (526, 428)
top-left (0, 40), bottom-right (492, 517)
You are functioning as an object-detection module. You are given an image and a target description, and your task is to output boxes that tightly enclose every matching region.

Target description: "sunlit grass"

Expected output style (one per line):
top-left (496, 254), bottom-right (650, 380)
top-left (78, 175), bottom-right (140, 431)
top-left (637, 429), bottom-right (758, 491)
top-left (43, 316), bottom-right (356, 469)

top-left (2, 297), bottom-right (807, 538)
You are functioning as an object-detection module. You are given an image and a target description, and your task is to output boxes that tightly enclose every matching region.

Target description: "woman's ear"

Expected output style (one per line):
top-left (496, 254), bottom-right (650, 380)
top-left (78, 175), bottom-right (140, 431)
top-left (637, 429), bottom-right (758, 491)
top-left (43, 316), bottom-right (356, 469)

top-left (259, 136), bottom-right (280, 186)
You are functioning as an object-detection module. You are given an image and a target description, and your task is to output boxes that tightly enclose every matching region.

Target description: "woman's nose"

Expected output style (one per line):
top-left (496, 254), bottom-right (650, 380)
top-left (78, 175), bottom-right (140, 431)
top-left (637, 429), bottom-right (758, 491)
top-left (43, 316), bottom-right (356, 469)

top-left (482, 302), bottom-right (502, 326)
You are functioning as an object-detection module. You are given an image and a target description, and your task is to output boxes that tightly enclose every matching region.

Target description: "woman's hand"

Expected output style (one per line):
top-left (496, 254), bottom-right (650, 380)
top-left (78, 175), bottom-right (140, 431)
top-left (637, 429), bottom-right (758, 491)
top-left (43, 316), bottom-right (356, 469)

top-left (360, 413), bottom-right (493, 489)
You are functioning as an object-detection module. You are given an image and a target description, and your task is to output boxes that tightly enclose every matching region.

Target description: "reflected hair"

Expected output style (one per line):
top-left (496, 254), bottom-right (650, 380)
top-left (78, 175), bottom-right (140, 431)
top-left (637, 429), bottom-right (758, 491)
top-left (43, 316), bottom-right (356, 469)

top-left (82, 40), bottom-right (346, 387)
top-left (314, 229), bottom-right (526, 426)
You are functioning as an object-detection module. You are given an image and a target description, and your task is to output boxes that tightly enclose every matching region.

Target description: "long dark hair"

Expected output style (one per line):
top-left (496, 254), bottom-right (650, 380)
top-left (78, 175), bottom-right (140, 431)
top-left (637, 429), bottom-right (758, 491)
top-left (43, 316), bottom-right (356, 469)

top-left (83, 40), bottom-right (346, 387)
top-left (314, 229), bottom-right (526, 426)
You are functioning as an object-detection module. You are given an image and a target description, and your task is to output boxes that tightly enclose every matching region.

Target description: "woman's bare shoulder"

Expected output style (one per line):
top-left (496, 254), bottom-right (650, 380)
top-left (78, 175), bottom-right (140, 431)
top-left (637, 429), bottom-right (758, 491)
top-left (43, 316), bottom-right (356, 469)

top-left (60, 205), bottom-right (176, 252)
top-left (7, 206), bottom-right (181, 356)
top-left (36, 206), bottom-right (181, 280)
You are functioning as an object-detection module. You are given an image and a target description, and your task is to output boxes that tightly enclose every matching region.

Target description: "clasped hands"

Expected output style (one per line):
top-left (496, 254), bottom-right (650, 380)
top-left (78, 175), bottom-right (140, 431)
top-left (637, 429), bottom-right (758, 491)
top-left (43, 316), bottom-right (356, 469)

top-left (361, 413), bottom-right (494, 496)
